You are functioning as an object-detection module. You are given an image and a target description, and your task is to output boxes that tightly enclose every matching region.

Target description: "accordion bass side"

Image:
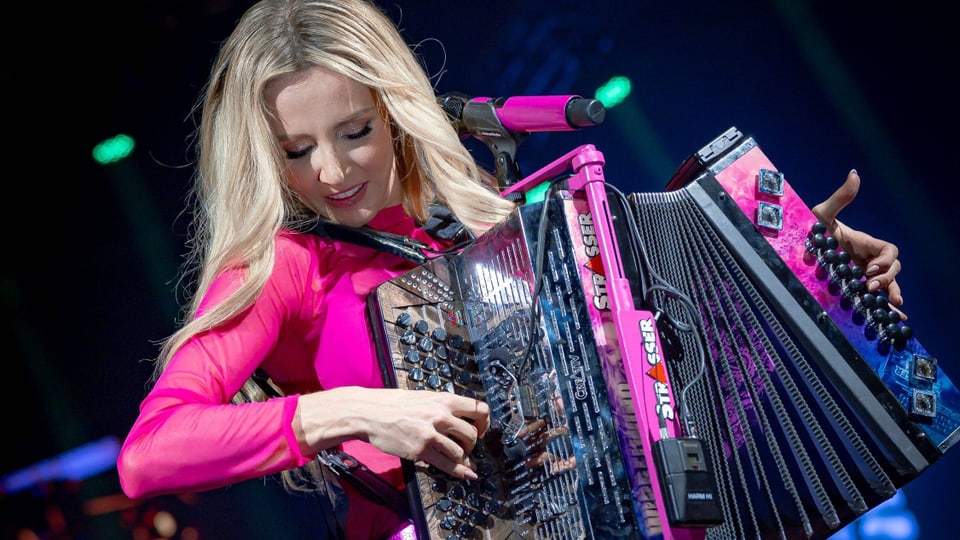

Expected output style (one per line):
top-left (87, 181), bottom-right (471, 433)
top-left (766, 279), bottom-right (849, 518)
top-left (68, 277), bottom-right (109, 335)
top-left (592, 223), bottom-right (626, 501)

top-left (627, 127), bottom-right (959, 538)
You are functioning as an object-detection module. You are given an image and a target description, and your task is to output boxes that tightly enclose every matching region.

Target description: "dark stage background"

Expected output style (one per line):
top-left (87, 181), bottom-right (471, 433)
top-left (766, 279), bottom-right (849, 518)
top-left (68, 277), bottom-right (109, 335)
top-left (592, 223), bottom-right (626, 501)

top-left (4, 1), bottom-right (958, 538)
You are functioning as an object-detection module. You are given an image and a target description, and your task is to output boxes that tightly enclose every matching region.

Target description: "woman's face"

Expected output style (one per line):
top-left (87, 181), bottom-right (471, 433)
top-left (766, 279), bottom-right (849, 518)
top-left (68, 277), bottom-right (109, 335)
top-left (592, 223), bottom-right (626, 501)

top-left (266, 66), bottom-right (401, 227)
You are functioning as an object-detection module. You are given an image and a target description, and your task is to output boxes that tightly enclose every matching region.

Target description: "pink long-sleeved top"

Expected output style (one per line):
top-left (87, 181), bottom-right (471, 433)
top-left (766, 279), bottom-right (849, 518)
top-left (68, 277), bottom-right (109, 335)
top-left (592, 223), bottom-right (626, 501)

top-left (117, 204), bottom-right (445, 538)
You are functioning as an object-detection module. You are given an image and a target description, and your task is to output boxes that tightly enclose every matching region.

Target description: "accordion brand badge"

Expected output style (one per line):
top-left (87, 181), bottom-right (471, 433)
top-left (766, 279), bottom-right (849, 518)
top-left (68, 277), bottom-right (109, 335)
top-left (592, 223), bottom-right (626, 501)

top-left (574, 204), bottom-right (676, 426)
top-left (639, 315), bottom-right (675, 424)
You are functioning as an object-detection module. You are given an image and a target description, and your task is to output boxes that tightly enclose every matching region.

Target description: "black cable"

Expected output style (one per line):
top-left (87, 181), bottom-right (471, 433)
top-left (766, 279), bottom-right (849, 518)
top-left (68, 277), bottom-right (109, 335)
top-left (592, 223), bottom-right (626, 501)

top-left (606, 184), bottom-right (709, 438)
top-left (516, 175), bottom-right (572, 379)
top-left (477, 174), bottom-right (569, 445)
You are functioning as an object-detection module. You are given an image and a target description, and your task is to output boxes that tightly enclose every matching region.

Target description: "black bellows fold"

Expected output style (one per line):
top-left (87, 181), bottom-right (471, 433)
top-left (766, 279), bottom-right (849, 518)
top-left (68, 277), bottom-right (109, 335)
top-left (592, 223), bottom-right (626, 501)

top-left (627, 186), bottom-right (900, 540)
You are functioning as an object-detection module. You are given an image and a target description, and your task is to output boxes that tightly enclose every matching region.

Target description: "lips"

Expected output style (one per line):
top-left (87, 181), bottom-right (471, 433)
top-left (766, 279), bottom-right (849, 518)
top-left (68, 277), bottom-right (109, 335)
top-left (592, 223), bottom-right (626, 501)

top-left (325, 182), bottom-right (366, 208)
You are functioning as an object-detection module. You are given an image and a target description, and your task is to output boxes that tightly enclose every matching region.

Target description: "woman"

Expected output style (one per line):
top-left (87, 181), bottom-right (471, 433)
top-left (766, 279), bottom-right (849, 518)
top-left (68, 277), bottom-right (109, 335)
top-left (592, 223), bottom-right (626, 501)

top-left (116, 0), bottom-right (904, 538)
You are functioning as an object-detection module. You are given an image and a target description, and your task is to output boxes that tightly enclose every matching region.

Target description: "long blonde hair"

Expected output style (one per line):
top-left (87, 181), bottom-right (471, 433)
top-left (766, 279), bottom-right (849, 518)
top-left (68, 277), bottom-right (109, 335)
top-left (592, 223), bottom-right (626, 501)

top-left (154, 0), bottom-right (516, 492)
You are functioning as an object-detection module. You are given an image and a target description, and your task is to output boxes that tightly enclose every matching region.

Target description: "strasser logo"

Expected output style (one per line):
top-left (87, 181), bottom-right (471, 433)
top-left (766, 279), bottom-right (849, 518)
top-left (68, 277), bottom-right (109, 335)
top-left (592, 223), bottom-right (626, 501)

top-left (639, 316), bottom-right (675, 423)
top-left (577, 211), bottom-right (609, 310)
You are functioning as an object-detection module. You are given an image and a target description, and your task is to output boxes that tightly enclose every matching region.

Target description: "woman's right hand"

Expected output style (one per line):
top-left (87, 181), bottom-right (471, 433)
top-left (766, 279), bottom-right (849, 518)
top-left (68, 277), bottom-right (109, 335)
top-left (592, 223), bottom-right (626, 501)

top-left (296, 387), bottom-right (489, 480)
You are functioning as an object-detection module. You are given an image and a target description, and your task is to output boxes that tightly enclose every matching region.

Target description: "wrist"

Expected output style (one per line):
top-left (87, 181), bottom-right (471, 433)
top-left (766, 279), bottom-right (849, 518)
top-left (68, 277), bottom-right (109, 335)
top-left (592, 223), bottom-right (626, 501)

top-left (293, 387), bottom-right (362, 456)
top-left (294, 387), bottom-right (369, 454)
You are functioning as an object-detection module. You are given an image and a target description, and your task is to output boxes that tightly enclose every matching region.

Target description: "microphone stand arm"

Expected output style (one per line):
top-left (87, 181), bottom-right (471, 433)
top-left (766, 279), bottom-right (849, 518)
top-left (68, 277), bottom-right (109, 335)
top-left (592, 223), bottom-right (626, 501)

top-left (438, 93), bottom-right (528, 198)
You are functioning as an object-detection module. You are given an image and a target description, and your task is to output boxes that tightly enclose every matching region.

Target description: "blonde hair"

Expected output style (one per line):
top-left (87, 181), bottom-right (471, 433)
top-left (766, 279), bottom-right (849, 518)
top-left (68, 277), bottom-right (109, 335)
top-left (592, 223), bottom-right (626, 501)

top-left (153, 0), bottom-right (516, 493)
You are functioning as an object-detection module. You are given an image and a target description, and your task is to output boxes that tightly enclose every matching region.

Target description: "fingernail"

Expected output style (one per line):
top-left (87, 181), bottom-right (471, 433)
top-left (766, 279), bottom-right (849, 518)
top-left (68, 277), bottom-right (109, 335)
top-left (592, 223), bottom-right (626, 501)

top-left (850, 168), bottom-right (857, 175)
top-left (866, 265), bottom-right (879, 276)
top-left (464, 469), bottom-right (478, 480)
top-left (868, 280), bottom-right (880, 292)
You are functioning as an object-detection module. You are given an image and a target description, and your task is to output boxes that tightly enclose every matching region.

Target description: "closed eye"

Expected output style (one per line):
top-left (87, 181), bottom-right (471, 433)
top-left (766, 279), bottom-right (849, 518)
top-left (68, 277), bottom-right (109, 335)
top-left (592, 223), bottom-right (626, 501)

top-left (286, 147), bottom-right (311, 160)
top-left (345, 123), bottom-right (372, 140)
top-left (283, 120), bottom-right (374, 160)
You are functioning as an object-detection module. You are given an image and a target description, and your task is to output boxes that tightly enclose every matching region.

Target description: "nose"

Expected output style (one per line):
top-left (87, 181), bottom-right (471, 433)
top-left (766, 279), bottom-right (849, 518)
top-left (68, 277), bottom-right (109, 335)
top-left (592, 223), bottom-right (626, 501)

top-left (315, 144), bottom-right (346, 185)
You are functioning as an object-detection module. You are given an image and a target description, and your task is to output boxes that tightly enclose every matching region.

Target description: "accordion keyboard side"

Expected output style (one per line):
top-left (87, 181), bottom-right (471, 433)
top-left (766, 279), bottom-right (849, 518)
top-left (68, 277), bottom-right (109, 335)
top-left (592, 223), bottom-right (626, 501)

top-left (368, 200), bottom-right (648, 539)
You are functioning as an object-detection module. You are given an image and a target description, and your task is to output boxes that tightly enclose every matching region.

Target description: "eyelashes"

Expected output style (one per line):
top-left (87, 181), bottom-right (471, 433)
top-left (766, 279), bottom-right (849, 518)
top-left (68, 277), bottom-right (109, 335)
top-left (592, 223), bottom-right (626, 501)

top-left (345, 123), bottom-right (372, 140)
top-left (284, 122), bottom-right (374, 160)
top-left (286, 147), bottom-right (310, 159)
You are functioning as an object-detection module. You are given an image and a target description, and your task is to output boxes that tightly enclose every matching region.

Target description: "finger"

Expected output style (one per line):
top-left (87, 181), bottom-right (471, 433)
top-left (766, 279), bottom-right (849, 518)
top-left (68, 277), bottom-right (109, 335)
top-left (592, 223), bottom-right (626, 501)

top-left (811, 169), bottom-right (860, 227)
top-left (525, 450), bottom-right (552, 468)
top-left (547, 455), bottom-right (577, 475)
top-left (517, 418), bottom-right (547, 438)
top-left (886, 278), bottom-right (903, 309)
top-left (867, 243), bottom-right (900, 277)
top-left (865, 258), bottom-right (901, 296)
top-left (442, 418), bottom-right (482, 454)
top-left (424, 445), bottom-right (477, 480)
top-left (429, 438), bottom-right (478, 480)
top-left (453, 398), bottom-right (490, 437)
top-left (890, 303), bottom-right (908, 321)
top-left (864, 263), bottom-right (906, 319)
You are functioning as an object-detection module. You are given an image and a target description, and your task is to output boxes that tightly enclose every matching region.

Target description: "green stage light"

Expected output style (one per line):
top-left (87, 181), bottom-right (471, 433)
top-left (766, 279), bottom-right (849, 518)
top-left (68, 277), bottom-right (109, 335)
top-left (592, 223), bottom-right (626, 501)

top-left (92, 133), bottom-right (135, 165)
top-left (595, 76), bottom-right (632, 108)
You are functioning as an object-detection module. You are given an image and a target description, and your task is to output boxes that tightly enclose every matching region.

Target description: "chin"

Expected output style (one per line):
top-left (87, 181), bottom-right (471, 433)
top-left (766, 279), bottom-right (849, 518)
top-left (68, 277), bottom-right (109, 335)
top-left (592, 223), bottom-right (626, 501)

top-left (327, 208), bottom-right (377, 228)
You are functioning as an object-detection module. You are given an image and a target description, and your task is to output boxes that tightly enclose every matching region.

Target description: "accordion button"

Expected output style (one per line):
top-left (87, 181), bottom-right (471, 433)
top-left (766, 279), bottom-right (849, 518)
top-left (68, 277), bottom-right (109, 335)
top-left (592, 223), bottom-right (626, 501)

top-left (448, 484), bottom-right (467, 500)
top-left (457, 522), bottom-right (476, 537)
top-left (439, 515), bottom-right (456, 530)
top-left (400, 329), bottom-right (417, 345)
top-left (477, 462), bottom-right (495, 478)
top-left (418, 337), bottom-right (435, 353)
top-left (806, 231), bottom-right (826, 254)
top-left (469, 510), bottom-right (488, 527)
top-left (395, 312), bottom-right (413, 328)
top-left (480, 479), bottom-right (497, 496)
top-left (414, 319), bottom-right (430, 334)
top-left (472, 440), bottom-right (487, 459)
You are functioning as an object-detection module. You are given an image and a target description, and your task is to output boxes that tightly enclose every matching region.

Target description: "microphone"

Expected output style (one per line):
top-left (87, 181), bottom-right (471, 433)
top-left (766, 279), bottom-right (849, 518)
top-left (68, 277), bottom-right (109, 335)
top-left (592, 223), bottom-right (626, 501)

top-left (437, 93), bottom-right (606, 136)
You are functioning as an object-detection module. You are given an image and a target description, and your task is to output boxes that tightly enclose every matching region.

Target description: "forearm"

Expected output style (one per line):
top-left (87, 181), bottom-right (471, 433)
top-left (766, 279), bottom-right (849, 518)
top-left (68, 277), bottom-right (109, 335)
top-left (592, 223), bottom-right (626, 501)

top-left (117, 391), bottom-right (310, 499)
top-left (293, 386), bottom-right (378, 454)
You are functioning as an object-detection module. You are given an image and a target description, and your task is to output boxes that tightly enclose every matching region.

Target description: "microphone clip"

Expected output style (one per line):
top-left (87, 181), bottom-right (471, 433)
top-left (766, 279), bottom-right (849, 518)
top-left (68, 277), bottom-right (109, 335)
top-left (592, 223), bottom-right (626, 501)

top-left (438, 92), bottom-right (527, 194)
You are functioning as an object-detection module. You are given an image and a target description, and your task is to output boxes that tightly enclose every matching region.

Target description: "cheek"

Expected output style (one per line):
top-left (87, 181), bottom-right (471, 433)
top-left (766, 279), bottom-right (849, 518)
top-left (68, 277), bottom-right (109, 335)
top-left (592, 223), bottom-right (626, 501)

top-left (367, 129), bottom-right (397, 180)
top-left (371, 147), bottom-right (396, 180)
top-left (284, 162), bottom-right (316, 192)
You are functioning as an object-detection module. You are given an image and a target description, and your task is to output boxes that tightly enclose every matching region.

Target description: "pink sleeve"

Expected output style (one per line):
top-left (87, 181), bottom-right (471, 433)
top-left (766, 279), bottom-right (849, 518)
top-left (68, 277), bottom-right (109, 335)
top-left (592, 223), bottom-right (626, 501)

top-left (117, 235), bottom-right (317, 500)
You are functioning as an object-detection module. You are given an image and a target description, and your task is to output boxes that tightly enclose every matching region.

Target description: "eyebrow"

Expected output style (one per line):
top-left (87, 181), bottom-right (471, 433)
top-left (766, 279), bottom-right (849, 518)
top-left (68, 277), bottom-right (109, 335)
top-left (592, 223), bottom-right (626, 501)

top-left (338, 105), bottom-right (378, 126)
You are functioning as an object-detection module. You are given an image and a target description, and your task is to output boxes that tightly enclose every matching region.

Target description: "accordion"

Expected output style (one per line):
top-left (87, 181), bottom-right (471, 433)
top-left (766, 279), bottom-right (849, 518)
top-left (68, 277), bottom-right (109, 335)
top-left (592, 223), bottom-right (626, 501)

top-left (367, 128), bottom-right (959, 539)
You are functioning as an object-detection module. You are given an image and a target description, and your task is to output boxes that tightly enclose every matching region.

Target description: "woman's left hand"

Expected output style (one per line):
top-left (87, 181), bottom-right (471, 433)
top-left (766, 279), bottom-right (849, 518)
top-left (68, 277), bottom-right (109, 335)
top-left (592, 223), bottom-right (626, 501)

top-left (811, 169), bottom-right (905, 319)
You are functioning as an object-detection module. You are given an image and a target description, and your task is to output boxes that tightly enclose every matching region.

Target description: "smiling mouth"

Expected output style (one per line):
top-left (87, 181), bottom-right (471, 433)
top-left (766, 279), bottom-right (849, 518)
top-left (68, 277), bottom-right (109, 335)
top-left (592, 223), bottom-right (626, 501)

top-left (328, 184), bottom-right (363, 200)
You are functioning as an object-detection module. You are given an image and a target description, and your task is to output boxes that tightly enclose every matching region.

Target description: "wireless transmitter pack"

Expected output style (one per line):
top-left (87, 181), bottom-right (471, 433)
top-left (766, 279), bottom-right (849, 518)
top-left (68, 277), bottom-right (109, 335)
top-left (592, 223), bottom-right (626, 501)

top-left (652, 436), bottom-right (724, 527)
